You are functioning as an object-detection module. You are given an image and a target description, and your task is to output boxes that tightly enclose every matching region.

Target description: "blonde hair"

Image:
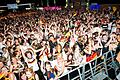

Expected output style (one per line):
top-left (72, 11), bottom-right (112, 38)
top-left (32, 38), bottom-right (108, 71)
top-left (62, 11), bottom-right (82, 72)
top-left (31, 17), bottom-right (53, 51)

top-left (56, 44), bottom-right (62, 53)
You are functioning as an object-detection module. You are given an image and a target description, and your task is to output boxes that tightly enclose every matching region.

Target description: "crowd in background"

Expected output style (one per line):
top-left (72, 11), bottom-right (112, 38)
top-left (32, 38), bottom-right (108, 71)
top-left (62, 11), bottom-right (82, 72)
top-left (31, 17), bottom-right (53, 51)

top-left (0, 8), bottom-right (120, 80)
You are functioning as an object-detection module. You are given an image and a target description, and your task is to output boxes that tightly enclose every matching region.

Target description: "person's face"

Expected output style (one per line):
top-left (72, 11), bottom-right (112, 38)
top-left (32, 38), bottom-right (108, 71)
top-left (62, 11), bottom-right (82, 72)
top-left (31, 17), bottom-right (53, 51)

top-left (41, 41), bottom-right (46, 46)
top-left (27, 52), bottom-right (32, 59)
top-left (15, 50), bottom-right (21, 55)
top-left (68, 55), bottom-right (72, 60)
top-left (104, 21), bottom-right (107, 24)
top-left (116, 28), bottom-right (120, 33)
top-left (30, 35), bottom-right (34, 39)
top-left (2, 67), bottom-right (8, 76)
top-left (12, 58), bottom-right (17, 64)
top-left (6, 41), bottom-right (11, 46)
top-left (26, 71), bottom-right (32, 78)
top-left (75, 31), bottom-right (79, 35)
top-left (103, 35), bottom-right (108, 41)
top-left (21, 73), bottom-right (27, 80)
top-left (46, 63), bottom-right (51, 71)
top-left (85, 46), bottom-right (89, 51)
top-left (48, 53), bottom-right (52, 58)
top-left (0, 62), bottom-right (4, 69)
top-left (15, 39), bottom-right (19, 45)
top-left (0, 37), bottom-right (3, 42)
top-left (2, 48), bottom-right (6, 52)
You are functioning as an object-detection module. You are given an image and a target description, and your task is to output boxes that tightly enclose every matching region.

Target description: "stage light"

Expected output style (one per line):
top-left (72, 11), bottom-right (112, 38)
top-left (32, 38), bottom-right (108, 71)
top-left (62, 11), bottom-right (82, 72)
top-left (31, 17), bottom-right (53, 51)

top-left (65, 0), bottom-right (68, 8)
top-left (16, 0), bottom-right (20, 3)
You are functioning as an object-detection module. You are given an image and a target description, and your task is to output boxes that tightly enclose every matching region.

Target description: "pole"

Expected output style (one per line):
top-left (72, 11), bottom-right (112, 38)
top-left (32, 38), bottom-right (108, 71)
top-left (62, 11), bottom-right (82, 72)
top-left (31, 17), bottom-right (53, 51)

top-left (54, 0), bottom-right (56, 6)
top-left (47, 0), bottom-right (49, 6)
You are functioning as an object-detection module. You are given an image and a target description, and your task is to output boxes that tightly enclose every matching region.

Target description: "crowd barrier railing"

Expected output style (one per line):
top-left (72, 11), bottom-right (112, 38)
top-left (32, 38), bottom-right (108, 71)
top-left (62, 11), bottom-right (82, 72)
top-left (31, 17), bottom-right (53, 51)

top-left (103, 51), bottom-right (119, 76)
top-left (58, 50), bottom-right (117, 80)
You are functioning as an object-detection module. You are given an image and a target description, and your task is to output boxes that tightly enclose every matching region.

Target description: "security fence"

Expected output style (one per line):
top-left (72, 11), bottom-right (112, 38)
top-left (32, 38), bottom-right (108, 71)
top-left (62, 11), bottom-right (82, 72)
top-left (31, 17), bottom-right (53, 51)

top-left (58, 51), bottom-right (117, 80)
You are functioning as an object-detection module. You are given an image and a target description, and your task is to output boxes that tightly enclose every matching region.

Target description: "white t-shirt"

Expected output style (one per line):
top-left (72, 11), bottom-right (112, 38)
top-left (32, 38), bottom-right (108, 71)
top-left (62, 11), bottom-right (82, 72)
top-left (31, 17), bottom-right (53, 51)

top-left (26, 58), bottom-right (39, 72)
top-left (21, 46), bottom-right (39, 72)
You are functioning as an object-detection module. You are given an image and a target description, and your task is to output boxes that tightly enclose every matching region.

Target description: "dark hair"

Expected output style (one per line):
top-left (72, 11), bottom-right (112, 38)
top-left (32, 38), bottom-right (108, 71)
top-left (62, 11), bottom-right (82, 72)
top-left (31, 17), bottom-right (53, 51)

top-left (67, 53), bottom-right (73, 63)
top-left (45, 61), bottom-right (51, 67)
top-left (20, 71), bottom-right (26, 78)
top-left (2, 47), bottom-right (6, 51)
top-left (25, 51), bottom-right (33, 58)
top-left (102, 34), bottom-right (107, 38)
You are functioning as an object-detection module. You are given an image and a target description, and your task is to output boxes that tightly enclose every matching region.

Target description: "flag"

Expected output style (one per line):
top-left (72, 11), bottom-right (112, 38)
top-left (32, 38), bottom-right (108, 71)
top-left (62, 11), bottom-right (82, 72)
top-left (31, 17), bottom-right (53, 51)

top-left (73, 12), bottom-right (77, 16)
top-left (113, 6), bottom-right (117, 13)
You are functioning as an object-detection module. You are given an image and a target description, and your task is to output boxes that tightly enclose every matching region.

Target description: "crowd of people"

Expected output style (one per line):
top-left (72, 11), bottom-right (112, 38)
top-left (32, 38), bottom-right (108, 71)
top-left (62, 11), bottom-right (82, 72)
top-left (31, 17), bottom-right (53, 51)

top-left (0, 8), bottom-right (120, 80)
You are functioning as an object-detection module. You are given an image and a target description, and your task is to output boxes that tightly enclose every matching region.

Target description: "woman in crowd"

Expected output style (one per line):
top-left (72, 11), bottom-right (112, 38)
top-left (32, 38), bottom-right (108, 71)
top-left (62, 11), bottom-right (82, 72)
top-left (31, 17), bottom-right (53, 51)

top-left (10, 57), bottom-right (24, 80)
top-left (25, 68), bottom-right (39, 80)
top-left (44, 62), bottom-right (56, 80)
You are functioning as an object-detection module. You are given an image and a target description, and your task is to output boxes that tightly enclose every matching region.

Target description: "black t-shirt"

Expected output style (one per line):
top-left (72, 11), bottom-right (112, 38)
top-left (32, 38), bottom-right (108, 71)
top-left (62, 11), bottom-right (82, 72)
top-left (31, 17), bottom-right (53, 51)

top-left (49, 41), bottom-right (57, 54)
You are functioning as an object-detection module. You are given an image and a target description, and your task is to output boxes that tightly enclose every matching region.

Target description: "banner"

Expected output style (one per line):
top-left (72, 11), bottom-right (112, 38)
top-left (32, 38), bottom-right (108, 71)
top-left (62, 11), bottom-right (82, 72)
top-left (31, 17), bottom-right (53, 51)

top-left (43, 6), bottom-right (61, 11)
top-left (90, 3), bottom-right (100, 11)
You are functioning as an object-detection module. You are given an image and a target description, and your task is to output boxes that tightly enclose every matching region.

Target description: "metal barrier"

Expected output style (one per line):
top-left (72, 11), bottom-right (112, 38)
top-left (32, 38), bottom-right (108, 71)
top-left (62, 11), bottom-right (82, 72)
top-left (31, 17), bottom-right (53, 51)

top-left (104, 51), bottom-right (119, 76)
top-left (58, 51), bottom-right (117, 80)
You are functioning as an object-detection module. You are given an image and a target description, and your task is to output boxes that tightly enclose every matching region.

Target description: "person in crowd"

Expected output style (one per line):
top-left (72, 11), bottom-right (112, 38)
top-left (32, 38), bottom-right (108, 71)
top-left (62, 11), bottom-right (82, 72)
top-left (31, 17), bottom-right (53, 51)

top-left (0, 57), bottom-right (17, 80)
top-left (25, 68), bottom-right (39, 80)
top-left (20, 71), bottom-right (27, 80)
top-left (44, 62), bottom-right (56, 80)
top-left (54, 52), bottom-right (66, 78)
top-left (22, 49), bottom-right (45, 80)
top-left (10, 57), bottom-right (24, 80)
